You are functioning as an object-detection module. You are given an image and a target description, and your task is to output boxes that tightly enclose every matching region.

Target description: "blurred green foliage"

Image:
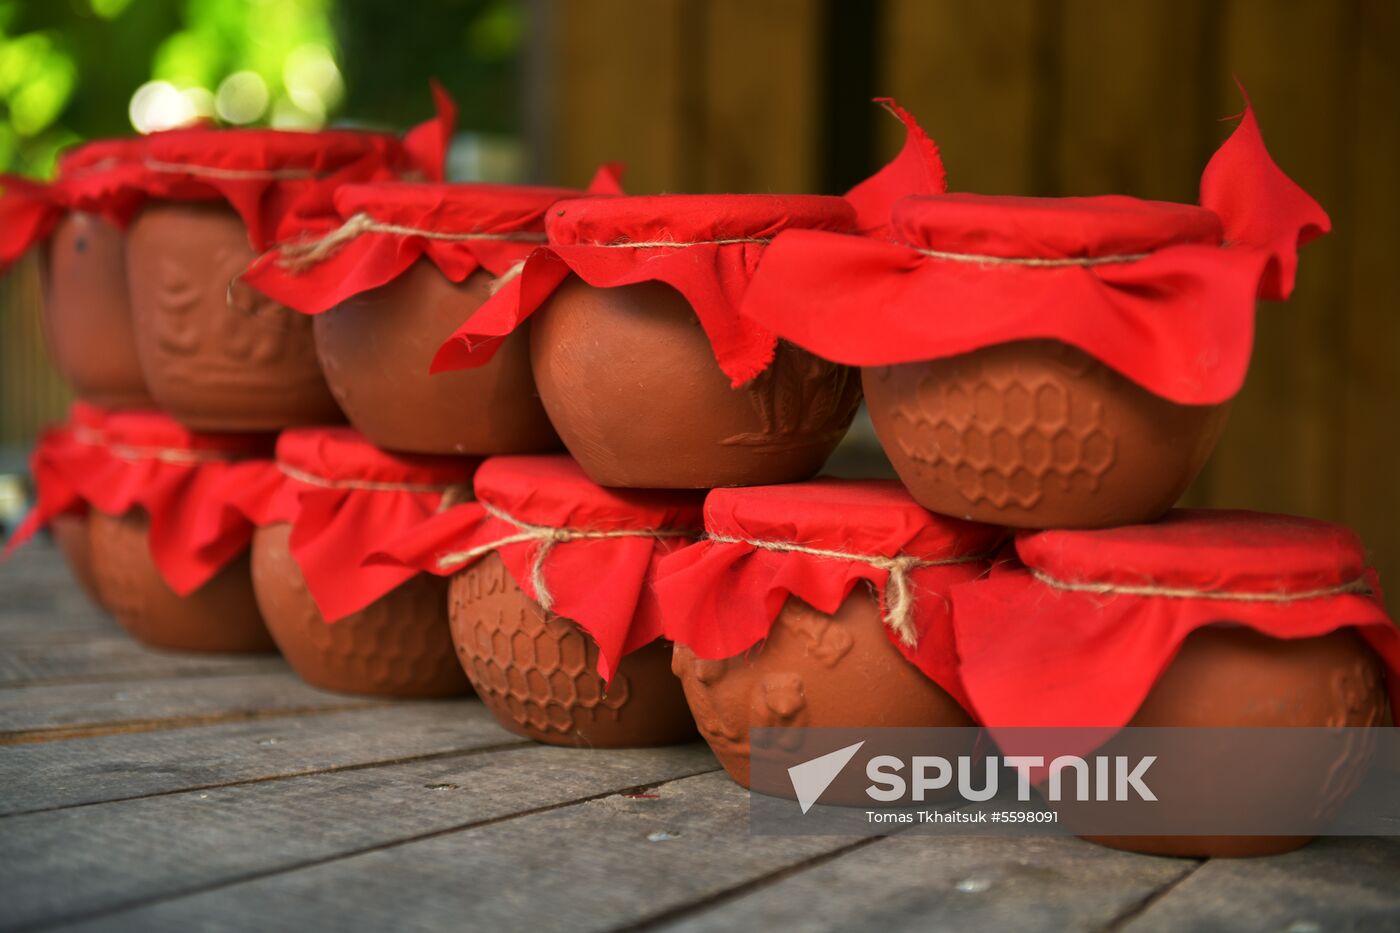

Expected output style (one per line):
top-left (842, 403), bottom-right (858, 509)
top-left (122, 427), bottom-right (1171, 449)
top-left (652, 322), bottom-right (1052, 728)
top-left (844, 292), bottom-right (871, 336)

top-left (0, 0), bottom-right (524, 178)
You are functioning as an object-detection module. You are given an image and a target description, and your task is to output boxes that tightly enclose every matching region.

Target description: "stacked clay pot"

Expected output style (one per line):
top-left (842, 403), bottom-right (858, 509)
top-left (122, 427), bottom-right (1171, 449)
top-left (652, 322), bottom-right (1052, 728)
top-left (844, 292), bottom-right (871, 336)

top-left (115, 110), bottom-right (451, 432)
top-left (730, 98), bottom-right (1398, 857)
top-left (240, 179), bottom-right (622, 454)
top-left (375, 455), bottom-right (703, 747)
top-left (434, 193), bottom-right (864, 488)
top-left (657, 479), bottom-right (1004, 797)
top-left (742, 103), bottom-right (1329, 529)
top-left (77, 412), bottom-right (275, 652)
top-left (238, 428), bottom-right (476, 697)
top-left (951, 510), bottom-right (1400, 858)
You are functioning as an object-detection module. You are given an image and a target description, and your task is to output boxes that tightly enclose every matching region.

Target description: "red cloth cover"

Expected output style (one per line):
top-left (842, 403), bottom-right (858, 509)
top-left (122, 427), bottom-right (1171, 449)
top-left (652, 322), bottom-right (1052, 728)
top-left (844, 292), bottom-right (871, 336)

top-left (0, 175), bottom-right (63, 273)
top-left (243, 164), bottom-right (623, 315)
top-left (655, 479), bottom-right (1005, 710)
top-left (844, 98), bottom-right (947, 240)
top-left (739, 96), bottom-right (1330, 406)
top-left (371, 455), bottom-right (705, 682)
top-left (950, 509), bottom-right (1400, 736)
top-left (123, 85), bottom-right (456, 251)
top-left (62, 412), bottom-right (274, 595)
top-left (0, 137), bottom-right (151, 271)
top-left (3, 403), bottom-right (112, 555)
top-left (431, 193), bottom-right (857, 387)
top-left (233, 427), bottom-right (479, 622)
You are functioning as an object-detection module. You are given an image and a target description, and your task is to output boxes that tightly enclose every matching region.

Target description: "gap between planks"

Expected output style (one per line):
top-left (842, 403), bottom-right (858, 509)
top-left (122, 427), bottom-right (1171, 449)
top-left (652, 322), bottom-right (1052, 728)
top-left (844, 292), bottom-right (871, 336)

top-left (0, 700), bottom-right (395, 746)
top-left (1100, 859), bottom-right (1206, 932)
top-left (1, 738), bottom-right (537, 819)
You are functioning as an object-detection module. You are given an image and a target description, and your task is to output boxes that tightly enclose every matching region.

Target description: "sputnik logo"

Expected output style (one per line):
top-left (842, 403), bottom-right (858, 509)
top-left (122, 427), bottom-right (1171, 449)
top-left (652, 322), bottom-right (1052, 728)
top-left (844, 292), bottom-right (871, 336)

top-left (787, 741), bottom-right (865, 813)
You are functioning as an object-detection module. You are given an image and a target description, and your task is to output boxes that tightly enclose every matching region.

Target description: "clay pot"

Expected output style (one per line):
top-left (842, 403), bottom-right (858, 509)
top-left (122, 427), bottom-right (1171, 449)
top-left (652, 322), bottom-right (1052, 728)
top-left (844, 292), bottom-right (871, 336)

top-left (40, 212), bottom-right (156, 409)
top-left (89, 508), bottom-right (274, 653)
top-left (862, 339), bottom-right (1229, 528)
top-left (251, 523), bottom-right (470, 697)
top-left (530, 276), bottom-right (862, 488)
top-left (1077, 626), bottom-right (1388, 859)
top-left (314, 260), bottom-right (558, 455)
top-left (126, 201), bottom-right (342, 431)
top-left (672, 589), bottom-right (974, 800)
top-left (51, 513), bottom-right (103, 609)
top-left (448, 552), bottom-right (696, 747)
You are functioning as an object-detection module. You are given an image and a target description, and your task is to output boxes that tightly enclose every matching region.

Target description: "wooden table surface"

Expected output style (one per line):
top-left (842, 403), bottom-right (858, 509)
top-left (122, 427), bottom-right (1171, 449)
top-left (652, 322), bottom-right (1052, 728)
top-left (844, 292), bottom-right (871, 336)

top-left (2, 541), bottom-right (1398, 933)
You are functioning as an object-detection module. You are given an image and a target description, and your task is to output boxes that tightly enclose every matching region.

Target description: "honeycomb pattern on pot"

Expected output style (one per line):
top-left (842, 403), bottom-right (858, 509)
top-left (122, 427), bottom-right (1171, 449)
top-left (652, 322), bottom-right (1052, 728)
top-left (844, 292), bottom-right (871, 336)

top-left (451, 559), bottom-right (628, 736)
top-left (887, 346), bottom-right (1116, 510)
top-left (267, 540), bottom-right (459, 693)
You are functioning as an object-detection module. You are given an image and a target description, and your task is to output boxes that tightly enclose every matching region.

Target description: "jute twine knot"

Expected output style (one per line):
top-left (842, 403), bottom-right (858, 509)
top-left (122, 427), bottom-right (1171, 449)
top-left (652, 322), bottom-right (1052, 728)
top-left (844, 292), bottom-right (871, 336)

top-left (1030, 569), bottom-right (1373, 603)
top-left (276, 212), bottom-right (548, 272)
top-left (435, 501), bottom-right (695, 614)
top-left (706, 534), bottom-right (989, 648)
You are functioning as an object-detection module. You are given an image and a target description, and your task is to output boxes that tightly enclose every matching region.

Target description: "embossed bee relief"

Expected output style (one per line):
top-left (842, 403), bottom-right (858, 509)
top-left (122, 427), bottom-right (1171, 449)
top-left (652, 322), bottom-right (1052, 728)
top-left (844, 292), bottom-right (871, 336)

top-left (152, 248), bottom-right (316, 367)
top-left (724, 343), bottom-right (863, 450)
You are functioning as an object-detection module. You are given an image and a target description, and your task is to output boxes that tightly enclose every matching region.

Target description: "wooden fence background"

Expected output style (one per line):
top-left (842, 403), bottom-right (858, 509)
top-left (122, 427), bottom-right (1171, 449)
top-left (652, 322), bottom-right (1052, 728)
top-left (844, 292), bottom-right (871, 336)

top-left (537, 0), bottom-right (1400, 606)
top-left (3, 0), bottom-right (1397, 600)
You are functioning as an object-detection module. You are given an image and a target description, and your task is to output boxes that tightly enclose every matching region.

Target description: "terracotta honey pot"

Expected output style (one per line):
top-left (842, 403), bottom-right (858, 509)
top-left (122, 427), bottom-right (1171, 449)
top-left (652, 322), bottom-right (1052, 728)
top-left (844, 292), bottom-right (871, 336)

top-left (656, 479), bottom-right (1005, 799)
top-left (237, 427), bottom-right (476, 697)
top-left (742, 96), bottom-right (1331, 528)
top-left (78, 411), bottom-right (277, 652)
top-left (4, 402), bottom-right (117, 607)
top-left (374, 454), bottom-right (703, 746)
top-left (0, 138), bottom-right (155, 409)
top-left (241, 175), bottom-right (625, 455)
top-left (433, 194), bottom-right (864, 488)
top-left (120, 95), bottom-right (454, 432)
top-left (950, 509), bottom-right (1400, 858)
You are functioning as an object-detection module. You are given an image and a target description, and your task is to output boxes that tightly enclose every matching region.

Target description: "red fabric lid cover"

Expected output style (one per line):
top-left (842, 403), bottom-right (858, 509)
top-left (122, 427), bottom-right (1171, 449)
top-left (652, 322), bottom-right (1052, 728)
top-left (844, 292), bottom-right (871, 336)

top-left (655, 479), bottom-right (1004, 709)
top-left (243, 163), bottom-right (623, 315)
top-left (3, 403), bottom-right (113, 556)
top-left (950, 509), bottom-right (1400, 737)
top-left (432, 192), bottom-right (857, 387)
top-left (740, 91), bottom-right (1331, 406)
top-left (371, 455), bottom-right (705, 681)
top-left (126, 84), bottom-right (456, 251)
top-left (0, 175), bottom-right (61, 273)
top-left (0, 138), bottom-right (151, 271)
top-left (232, 427), bottom-right (479, 622)
top-left (49, 411), bottom-right (275, 595)
top-left (844, 98), bottom-right (948, 240)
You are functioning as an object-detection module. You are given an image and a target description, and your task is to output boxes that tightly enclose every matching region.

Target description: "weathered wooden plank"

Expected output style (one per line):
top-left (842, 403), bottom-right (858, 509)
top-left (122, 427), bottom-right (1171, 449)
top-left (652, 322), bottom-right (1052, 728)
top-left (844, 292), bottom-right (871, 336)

top-left (0, 743), bottom-right (718, 931)
top-left (658, 834), bottom-right (1194, 933)
top-left (1122, 836), bottom-right (1400, 933)
top-left (1054, 0), bottom-right (1217, 203)
top-left (0, 702), bottom-right (517, 816)
top-left (698, 0), bottom-right (823, 194)
top-left (48, 770), bottom-right (864, 933)
top-left (0, 635), bottom-right (287, 688)
top-left (1198, 0), bottom-right (1358, 525)
top-left (1342, 0), bottom-right (1400, 614)
top-left (880, 0), bottom-right (1043, 195)
top-left (551, 0), bottom-right (698, 193)
top-left (0, 672), bottom-right (381, 740)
